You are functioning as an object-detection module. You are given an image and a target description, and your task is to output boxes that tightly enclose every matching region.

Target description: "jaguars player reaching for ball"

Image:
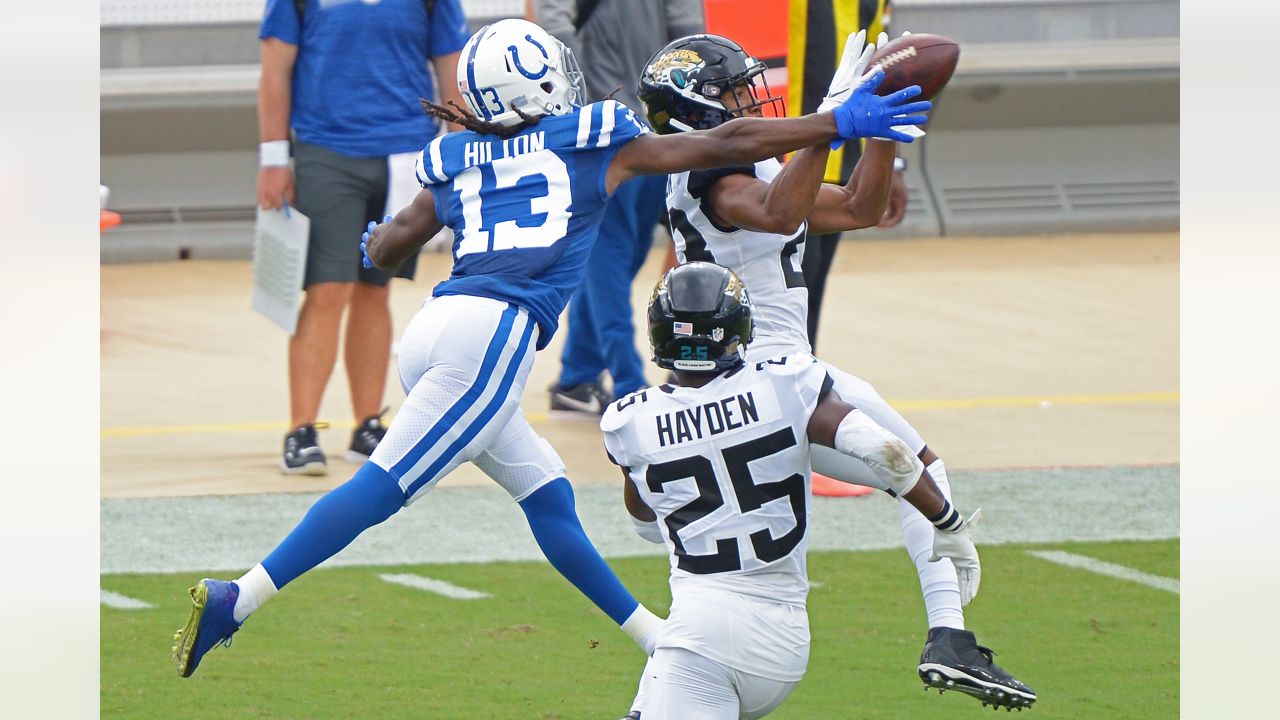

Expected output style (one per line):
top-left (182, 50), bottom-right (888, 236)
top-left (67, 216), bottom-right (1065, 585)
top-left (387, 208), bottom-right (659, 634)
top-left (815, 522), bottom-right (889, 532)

top-left (603, 261), bottom-right (984, 719)
top-left (172, 18), bottom-right (931, 682)
top-left (617, 31), bottom-right (1035, 714)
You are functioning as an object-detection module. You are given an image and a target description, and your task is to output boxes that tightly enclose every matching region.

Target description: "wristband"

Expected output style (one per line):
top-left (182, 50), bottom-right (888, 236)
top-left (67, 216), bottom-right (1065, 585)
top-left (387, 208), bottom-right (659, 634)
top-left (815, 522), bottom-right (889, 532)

top-left (927, 498), bottom-right (965, 532)
top-left (259, 140), bottom-right (291, 168)
top-left (893, 156), bottom-right (907, 172)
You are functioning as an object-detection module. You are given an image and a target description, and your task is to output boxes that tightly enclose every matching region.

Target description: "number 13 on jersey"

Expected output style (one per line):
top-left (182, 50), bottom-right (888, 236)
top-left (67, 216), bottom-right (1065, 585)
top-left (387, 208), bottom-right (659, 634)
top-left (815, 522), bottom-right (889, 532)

top-left (454, 150), bottom-right (573, 257)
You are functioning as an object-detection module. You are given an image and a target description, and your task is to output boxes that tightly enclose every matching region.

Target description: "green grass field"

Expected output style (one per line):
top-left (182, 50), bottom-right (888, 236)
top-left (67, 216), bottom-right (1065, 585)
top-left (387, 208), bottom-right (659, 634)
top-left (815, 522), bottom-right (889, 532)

top-left (102, 539), bottom-right (1177, 719)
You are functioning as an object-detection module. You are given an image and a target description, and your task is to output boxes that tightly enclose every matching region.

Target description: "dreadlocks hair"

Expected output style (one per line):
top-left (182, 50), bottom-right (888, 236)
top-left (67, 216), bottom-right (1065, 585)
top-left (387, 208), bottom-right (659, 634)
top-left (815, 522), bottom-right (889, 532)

top-left (420, 98), bottom-right (542, 138)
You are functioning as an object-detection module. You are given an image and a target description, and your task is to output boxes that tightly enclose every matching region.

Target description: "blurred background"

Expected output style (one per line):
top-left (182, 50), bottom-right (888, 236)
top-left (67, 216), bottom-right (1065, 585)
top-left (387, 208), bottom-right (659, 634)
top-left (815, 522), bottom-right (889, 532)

top-left (101, 0), bottom-right (1177, 261)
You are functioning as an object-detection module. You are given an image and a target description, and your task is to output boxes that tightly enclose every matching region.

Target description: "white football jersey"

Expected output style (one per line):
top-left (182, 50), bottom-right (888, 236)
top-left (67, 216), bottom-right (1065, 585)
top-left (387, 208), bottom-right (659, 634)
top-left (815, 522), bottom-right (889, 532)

top-left (602, 355), bottom-right (832, 606)
top-left (666, 158), bottom-right (812, 361)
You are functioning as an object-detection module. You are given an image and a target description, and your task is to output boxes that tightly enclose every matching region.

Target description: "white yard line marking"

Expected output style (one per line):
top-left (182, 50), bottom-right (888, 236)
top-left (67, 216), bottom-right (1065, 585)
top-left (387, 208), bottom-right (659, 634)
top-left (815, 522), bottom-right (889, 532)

top-left (378, 573), bottom-right (491, 600)
top-left (1027, 550), bottom-right (1179, 594)
top-left (101, 589), bottom-right (154, 609)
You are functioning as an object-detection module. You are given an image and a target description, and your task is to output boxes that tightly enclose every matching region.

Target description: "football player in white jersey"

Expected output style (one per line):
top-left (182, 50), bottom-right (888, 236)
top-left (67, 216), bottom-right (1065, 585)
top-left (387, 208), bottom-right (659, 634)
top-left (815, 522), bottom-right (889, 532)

top-left (172, 19), bottom-right (932, 684)
top-left (625, 32), bottom-right (1036, 711)
top-left (602, 261), bottom-right (983, 719)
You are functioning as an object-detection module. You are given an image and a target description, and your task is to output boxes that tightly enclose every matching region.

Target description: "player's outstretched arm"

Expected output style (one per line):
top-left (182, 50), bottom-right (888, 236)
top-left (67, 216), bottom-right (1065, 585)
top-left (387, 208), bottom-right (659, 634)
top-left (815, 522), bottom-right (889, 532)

top-left (806, 138), bottom-right (898, 234)
top-left (809, 392), bottom-right (982, 604)
top-left (605, 71), bottom-right (929, 194)
top-left (607, 113), bottom-right (839, 194)
top-left (362, 188), bottom-right (444, 270)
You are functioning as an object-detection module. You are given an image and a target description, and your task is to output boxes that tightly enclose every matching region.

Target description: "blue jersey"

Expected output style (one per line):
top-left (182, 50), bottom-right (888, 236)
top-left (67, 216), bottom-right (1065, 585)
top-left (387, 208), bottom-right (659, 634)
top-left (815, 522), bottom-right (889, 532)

top-left (417, 100), bottom-right (650, 350)
top-left (259, 0), bottom-right (470, 157)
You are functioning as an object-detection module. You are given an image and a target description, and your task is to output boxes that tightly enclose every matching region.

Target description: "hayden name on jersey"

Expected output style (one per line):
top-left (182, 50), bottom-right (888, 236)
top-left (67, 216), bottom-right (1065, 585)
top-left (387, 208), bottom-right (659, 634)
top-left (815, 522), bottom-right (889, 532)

top-left (416, 99), bottom-right (648, 349)
top-left (601, 354), bottom-right (834, 605)
top-left (666, 157), bottom-right (812, 359)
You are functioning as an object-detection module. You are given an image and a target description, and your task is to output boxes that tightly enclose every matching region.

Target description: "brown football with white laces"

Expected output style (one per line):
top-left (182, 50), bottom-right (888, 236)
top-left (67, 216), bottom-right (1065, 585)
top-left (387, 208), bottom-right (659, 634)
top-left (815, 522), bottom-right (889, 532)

top-left (868, 33), bottom-right (960, 100)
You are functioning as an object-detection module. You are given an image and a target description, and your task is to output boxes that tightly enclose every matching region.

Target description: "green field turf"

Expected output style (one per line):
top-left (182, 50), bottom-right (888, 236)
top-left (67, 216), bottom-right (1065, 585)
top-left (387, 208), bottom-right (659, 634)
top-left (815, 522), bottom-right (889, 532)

top-left (101, 539), bottom-right (1177, 719)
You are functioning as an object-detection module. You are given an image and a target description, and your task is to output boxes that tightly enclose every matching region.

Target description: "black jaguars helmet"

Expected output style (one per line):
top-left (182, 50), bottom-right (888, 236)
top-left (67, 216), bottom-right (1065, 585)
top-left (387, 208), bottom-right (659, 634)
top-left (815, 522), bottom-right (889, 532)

top-left (637, 33), bottom-right (785, 134)
top-left (649, 262), bottom-right (755, 373)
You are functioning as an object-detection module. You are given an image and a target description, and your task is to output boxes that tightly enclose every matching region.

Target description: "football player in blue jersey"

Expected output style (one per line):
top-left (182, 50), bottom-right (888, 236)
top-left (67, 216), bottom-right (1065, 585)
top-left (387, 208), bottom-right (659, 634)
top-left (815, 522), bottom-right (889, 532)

top-left (173, 17), bottom-right (932, 683)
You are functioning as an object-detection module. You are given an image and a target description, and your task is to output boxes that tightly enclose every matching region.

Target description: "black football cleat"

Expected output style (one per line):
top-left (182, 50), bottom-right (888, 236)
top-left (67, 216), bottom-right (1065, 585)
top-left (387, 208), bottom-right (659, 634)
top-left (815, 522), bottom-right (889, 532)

top-left (918, 627), bottom-right (1036, 710)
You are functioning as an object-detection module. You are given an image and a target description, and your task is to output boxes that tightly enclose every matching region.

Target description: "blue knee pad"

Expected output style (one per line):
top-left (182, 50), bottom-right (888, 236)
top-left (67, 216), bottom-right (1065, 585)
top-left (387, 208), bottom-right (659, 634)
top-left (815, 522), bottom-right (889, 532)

top-left (519, 478), bottom-right (639, 625)
top-left (263, 462), bottom-right (404, 589)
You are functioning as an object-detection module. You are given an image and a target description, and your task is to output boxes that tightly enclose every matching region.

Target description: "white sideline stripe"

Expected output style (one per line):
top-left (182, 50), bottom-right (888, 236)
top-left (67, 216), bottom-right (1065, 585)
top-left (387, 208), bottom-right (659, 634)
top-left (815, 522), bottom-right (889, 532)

top-left (378, 573), bottom-right (491, 600)
top-left (1026, 550), bottom-right (1179, 594)
top-left (101, 589), bottom-right (154, 609)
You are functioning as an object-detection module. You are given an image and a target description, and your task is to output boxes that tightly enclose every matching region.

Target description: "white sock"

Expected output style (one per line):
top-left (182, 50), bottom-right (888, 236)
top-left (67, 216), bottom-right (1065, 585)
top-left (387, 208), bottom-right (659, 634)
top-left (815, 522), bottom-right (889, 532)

top-left (899, 459), bottom-right (965, 630)
top-left (620, 604), bottom-right (664, 655)
top-left (232, 564), bottom-right (279, 624)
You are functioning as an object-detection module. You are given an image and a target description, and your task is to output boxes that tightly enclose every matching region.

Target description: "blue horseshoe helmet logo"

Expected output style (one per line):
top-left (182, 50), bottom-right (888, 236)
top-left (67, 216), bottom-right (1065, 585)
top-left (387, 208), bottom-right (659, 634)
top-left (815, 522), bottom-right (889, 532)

top-left (508, 34), bottom-right (551, 80)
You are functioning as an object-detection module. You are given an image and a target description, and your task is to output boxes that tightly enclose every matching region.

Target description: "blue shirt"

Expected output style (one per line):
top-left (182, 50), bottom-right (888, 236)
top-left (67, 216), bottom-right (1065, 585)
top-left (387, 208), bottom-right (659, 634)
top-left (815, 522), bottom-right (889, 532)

top-left (417, 100), bottom-right (650, 350)
top-left (259, 0), bottom-right (471, 158)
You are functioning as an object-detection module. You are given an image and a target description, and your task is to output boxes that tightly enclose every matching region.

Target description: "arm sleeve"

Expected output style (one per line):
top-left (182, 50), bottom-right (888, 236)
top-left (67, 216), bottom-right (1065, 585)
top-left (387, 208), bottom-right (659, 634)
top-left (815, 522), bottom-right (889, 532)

top-left (794, 357), bottom-right (833, 416)
top-left (427, 0), bottom-right (471, 58)
top-left (415, 136), bottom-right (448, 187)
top-left (603, 99), bottom-right (651, 143)
top-left (259, 0), bottom-right (301, 44)
top-left (602, 431), bottom-right (629, 469)
top-left (665, 0), bottom-right (707, 40)
top-left (593, 100), bottom-right (652, 194)
top-left (601, 410), bottom-right (630, 468)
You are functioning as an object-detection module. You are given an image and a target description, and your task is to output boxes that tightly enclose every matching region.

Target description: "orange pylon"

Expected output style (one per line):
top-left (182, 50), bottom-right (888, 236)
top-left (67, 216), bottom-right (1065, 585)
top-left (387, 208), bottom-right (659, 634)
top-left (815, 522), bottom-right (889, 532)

top-left (811, 472), bottom-right (875, 497)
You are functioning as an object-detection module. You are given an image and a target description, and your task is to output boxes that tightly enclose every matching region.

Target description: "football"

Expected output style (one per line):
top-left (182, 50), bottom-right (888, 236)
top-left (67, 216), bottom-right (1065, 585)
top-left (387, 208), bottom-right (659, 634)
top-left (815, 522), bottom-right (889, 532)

top-left (868, 33), bottom-right (960, 100)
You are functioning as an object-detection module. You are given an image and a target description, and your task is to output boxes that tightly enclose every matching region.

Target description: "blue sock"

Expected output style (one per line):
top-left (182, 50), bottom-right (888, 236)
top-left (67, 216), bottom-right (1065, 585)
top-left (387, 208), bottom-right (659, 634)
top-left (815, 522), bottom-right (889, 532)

top-left (518, 477), bottom-right (640, 626)
top-left (262, 462), bottom-right (404, 589)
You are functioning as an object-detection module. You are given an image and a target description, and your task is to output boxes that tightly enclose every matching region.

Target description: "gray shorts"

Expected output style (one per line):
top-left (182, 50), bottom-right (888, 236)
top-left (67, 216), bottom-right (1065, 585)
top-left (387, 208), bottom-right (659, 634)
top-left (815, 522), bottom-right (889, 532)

top-left (293, 140), bottom-right (419, 288)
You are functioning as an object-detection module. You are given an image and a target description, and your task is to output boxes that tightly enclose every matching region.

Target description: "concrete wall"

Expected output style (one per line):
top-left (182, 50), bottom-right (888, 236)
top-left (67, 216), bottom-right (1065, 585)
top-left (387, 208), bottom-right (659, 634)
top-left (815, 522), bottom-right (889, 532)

top-left (100, 0), bottom-right (1179, 260)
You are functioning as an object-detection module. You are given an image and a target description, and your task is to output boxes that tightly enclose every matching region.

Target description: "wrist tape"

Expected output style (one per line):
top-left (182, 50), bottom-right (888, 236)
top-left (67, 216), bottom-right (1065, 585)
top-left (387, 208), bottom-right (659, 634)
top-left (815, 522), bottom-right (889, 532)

top-left (928, 499), bottom-right (966, 532)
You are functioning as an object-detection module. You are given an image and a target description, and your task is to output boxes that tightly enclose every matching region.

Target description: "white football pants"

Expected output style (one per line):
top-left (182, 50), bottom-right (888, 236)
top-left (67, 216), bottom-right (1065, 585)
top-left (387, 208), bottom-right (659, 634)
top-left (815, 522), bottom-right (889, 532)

top-left (640, 648), bottom-right (798, 720)
top-left (370, 295), bottom-right (566, 504)
top-left (808, 359), bottom-right (966, 630)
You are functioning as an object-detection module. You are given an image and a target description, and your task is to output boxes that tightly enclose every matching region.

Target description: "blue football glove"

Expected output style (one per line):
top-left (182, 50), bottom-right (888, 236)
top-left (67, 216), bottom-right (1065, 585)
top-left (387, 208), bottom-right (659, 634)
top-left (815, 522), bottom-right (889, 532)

top-left (361, 215), bottom-right (393, 269)
top-left (361, 221), bottom-right (376, 269)
top-left (830, 70), bottom-right (932, 147)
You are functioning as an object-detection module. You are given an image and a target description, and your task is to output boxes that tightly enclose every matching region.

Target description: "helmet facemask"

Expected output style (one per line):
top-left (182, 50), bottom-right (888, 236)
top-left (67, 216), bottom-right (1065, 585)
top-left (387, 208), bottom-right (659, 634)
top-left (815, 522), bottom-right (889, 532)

top-left (458, 20), bottom-right (585, 129)
top-left (714, 71), bottom-right (786, 120)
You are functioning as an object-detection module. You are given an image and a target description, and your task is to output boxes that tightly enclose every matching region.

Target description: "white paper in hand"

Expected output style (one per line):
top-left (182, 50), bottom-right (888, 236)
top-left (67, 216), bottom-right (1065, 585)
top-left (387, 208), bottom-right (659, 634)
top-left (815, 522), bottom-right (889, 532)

top-left (252, 205), bottom-right (310, 335)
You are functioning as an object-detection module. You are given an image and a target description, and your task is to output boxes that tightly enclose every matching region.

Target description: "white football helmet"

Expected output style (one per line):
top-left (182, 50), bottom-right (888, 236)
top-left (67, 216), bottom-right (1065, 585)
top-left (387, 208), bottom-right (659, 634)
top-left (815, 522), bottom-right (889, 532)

top-left (457, 19), bottom-right (584, 127)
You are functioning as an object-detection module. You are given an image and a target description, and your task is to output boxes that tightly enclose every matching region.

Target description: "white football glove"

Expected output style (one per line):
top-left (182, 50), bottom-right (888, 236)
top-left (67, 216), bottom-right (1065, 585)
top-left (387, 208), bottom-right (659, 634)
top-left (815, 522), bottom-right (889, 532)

top-left (873, 30), bottom-right (925, 142)
top-left (818, 30), bottom-right (877, 113)
top-left (930, 507), bottom-right (982, 606)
